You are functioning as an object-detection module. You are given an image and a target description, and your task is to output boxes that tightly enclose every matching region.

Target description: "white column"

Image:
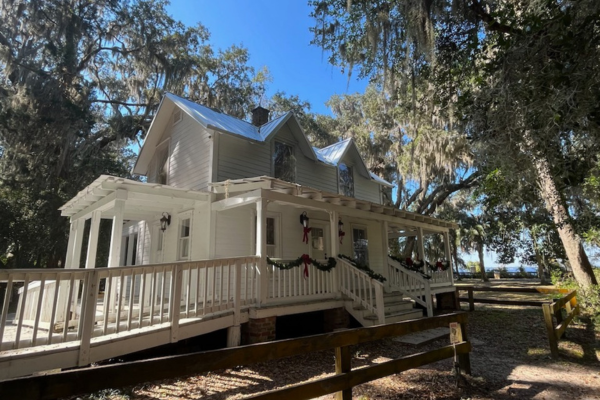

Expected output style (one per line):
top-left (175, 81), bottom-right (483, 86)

top-left (381, 220), bottom-right (389, 290)
top-left (84, 211), bottom-right (101, 269)
top-left (108, 199), bottom-right (125, 268)
top-left (329, 210), bottom-right (339, 295)
top-left (416, 227), bottom-right (426, 273)
top-left (256, 199), bottom-right (268, 304)
top-left (67, 218), bottom-right (86, 269)
top-left (64, 221), bottom-right (77, 268)
top-left (443, 231), bottom-right (454, 285)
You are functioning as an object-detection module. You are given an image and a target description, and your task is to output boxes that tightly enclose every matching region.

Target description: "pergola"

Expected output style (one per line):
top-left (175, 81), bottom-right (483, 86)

top-left (59, 175), bottom-right (211, 270)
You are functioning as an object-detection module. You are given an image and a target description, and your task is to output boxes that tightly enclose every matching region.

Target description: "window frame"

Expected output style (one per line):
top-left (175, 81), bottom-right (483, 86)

top-left (272, 140), bottom-right (296, 183)
top-left (177, 212), bottom-right (192, 261)
top-left (338, 162), bottom-right (354, 197)
top-left (173, 109), bottom-right (182, 125)
top-left (351, 224), bottom-right (369, 265)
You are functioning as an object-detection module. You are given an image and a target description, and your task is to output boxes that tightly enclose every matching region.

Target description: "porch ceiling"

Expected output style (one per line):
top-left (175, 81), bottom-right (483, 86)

top-left (210, 176), bottom-right (458, 232)
top-left (59, 175), bottom-right (210, 220)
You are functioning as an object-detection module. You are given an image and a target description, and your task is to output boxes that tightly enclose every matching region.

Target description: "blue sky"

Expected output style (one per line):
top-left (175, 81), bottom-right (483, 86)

top-left (166, 0), bottom-right (503, 268)
top-left (167, 0), bottom-right (368, 115)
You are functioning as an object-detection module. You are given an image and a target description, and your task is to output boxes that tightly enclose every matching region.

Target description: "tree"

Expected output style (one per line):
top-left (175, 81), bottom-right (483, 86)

top-left (0, 0), bottom-right (268, 268)
top-left (460, 215), bottom-right (489, 282)
top-left (309, 0), bottom-right (600, 288)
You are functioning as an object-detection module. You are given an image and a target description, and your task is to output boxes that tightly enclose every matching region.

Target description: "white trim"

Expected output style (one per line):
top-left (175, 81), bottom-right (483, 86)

top-left (177, 211), bottom-right (193, 261)
top-left (266, 211), bottom-right (282, 258)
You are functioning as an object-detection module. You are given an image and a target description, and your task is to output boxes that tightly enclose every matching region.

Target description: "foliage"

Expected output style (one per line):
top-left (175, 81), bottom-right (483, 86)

top-left (338, 254), bottom-right (386, 282)
top-left (553, 268), bottom-right (600, 326)
top-left (0, 0), bottom-right (269, 268)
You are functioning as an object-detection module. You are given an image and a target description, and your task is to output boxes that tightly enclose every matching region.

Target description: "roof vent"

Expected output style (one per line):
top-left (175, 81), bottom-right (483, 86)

top-left (251, 106), bottom-right (269, 126)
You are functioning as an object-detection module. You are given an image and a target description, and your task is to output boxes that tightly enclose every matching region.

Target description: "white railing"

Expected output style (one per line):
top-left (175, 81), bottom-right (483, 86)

top-left (425, 265), bottom-right (454, 287)
top-left (0, 256), bottom-right (260, 355)
top-left (266, 261), bottom-right (336, 303)
top-left (387, 257), bottom-right (433, 317)
top-left (337, 257), bottom-right (385, 324)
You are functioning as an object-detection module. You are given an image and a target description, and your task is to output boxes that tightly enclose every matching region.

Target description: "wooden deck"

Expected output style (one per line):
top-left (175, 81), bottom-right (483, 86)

top-left (0, 256), bottom-right (455, 379)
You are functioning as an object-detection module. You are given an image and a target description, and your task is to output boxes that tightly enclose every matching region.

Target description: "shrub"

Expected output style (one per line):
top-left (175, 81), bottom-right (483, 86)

top-left (553, 268), bottom-right (600, 327)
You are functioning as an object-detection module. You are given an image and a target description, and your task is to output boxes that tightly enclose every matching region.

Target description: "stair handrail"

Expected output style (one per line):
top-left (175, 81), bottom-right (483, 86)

top-left (336, 257), bottom-right (385, 324)
top-left (387, 257), bottom-right (433, 317)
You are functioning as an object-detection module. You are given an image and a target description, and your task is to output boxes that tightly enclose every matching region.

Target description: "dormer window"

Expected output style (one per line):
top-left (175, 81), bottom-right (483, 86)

top-left (273, 141), bottom-right (296, 183)
top-left (173, 109), bottom-right (182, 125)
top-left (339, 163), bottom-right (354, 197)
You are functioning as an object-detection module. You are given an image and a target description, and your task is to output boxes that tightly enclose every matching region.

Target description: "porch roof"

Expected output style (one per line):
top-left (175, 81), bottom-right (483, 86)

top-left (59, 175), bottom-right (210, 220)
top-left (210, 177), bottom-right (458, 232)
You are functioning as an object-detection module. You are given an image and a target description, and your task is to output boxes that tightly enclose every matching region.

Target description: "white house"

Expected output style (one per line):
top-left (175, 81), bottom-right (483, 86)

top-left (0, 93), bottom-right (457, 379)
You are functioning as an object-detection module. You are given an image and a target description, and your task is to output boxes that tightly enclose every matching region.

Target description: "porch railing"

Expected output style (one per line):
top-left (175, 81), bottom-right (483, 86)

top-left (0, 256), bottom-right (260, 354)
top-left (337, 257), bottom-right (385, 324)
top-left (387, 257), bottom-right (433, 317)
top-left (266, 262), bottom-right (336, 303)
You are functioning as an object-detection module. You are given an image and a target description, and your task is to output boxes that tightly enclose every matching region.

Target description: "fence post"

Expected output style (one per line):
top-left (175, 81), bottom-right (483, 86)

top-left (78, 270), bottom-right (99, 367)
top-left (468, 287), bottom-right (474, 311)
top-left (458, 316), bottom-right (471, 375)
top-left (542, 302), bottom-right (559, 358)
top-left (170, 265), bottom-right (183, 343)
top-left (425, 284), bottom-right (433, 317)
top-left (335, 346), bottom-right (352, 400)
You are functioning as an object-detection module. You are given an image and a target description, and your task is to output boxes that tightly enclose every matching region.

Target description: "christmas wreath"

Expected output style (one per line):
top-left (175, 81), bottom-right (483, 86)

top-left (388, 254), bottom-right (431, 279)
top-left (338, 254), bottom-right (386, 283)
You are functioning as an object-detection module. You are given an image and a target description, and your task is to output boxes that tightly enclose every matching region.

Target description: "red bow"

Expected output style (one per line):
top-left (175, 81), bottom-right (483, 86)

top-left (303, 226), bottom-right (312, 243)
top-left (339, 230), bottom-right (345, 244)
top-left (436, 261), bottom-right (443, 271)
top-left (406, 257), bottom-right (413, 266)
top-left (301, 254), bottom-right (311, 278)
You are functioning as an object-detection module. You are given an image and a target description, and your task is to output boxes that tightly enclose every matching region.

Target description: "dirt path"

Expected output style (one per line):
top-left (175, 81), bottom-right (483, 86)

top-left (75, 284), bottom-right (600, 400)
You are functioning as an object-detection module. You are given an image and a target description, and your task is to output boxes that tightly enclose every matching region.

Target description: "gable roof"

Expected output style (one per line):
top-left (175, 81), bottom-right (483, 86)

top-left (133, 93), bottom-right (392, 187)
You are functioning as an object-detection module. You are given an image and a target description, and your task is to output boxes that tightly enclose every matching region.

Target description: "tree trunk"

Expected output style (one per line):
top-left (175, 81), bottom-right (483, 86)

top-left (402, 236), bottom-right (416, 259)
top-left (478, 242), bottom-right (488, 282)
top-left (525, 132), bottom-right (598, 288)
top-left (531, 230), bottom-right (549, 285)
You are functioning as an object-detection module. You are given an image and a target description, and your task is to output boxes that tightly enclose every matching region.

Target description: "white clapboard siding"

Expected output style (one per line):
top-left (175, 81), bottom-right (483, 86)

top-left (354, 176), bottom-right (382, 204)
top-left (217, 134), bottom-right (271, 181)
top-left (169, 114), bottom-right (212, 190)
top-left (214, 207), bottom-right (254, 258)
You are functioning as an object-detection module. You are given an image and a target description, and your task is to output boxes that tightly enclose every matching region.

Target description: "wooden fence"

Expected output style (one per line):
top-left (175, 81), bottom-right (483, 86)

top-left (457, 286), bottom-right (578, 358)
top-left (0, 312), bottom-right (471, 400)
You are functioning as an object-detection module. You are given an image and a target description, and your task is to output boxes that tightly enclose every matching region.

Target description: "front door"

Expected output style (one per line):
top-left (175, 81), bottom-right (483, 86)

top-left (309, 222), bottom-right (329, 260)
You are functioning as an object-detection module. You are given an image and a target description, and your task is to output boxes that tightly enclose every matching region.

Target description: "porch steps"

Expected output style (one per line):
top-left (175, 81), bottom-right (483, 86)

top-left (346, 291), bottom-right (423, 327)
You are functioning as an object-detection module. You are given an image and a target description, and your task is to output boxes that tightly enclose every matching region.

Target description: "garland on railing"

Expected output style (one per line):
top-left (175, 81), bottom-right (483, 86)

top-left (266, 255), bottom-right (337, 273)
top-left (388, 254), bottom-right (431, 280)
top-left (337, 254), bottom-right (386, 283)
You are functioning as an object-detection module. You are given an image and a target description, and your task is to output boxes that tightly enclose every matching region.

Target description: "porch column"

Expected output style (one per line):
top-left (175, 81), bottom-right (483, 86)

top-left (84, 211), bottom-right (101, 269)
top-left (256, 199), bottom-right (268, 305)
top-left (329, 210), bottom-right (339, 294)
top-left (381, 220), bottom-right (389, 289)
top-left (416, 227), bottom-right (426, 274)
top-left (108, 199), bottom-right (125, 268)
top-left (66, 218), bottom-right (85, 269)
top-left (443, 231), bottom-right (454, 285)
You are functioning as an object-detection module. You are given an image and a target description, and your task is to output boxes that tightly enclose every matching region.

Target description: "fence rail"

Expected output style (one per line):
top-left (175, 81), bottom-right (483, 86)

top-left (457, 285), bottom-right (578, 358)
top-left (0, 312), bottom-right (471, 400)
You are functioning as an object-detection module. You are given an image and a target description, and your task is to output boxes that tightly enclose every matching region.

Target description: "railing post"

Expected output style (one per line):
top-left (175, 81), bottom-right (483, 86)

top-left (170, 264), bottom-right (183, 343)
top-left (542, 302), bottom-right (559, 358)
top-left (468, 287), bottom-right (475, 311)
top-left (375, 283), bottom-right (385, 324)
top-left (335, 346), bottom-right (352, 400)
top-left (330, 211), bottom-right (340, 296)
top-left (227, 259), bottom-right (243, 347)
top-left (78, 270), bottom-right (99, 367)
top-left (425, 283), bottom-right (433, 317)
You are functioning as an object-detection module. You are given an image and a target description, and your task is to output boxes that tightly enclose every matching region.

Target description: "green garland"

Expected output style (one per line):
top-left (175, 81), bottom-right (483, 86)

top-left (266, 256), bottom-right (337, 272)
top-left (388, 254), bottom-right (431, 279)
top-left (338, 254), bottom-right (387, 283)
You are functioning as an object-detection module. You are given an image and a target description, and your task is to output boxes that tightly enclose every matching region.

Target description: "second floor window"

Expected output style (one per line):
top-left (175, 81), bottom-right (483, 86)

top-left (273, 141), bottom-right (295, 183)
top-left (339, 163), bottom-right (354, 197)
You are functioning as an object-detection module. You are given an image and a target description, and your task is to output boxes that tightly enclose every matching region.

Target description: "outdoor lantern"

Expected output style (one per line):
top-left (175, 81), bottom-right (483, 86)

top-left (300, 211), bottom-right (309, 228)
top-left (338, 219), bottom-right (344, 232)
top-left (160, 212), bottom-right (171, 232)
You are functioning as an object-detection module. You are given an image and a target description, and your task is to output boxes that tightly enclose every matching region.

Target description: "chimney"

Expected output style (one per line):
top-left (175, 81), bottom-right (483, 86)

top-left (251, 106), bottom-right (269, 126)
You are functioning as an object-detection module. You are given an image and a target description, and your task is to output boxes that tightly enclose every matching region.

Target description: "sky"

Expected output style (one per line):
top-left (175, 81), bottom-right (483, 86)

top-left (167, 0), bottom-right (368, 116)
top-left (166, 0), bottom-right (503, 268)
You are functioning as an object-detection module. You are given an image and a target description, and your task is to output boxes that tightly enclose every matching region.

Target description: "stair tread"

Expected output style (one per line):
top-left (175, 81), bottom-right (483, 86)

top-left (363, 309), bottom-right (422, 320)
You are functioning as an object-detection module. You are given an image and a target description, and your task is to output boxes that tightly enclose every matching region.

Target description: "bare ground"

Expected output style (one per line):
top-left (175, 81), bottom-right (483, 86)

top-left (76, 281), bottom-right (600, 400)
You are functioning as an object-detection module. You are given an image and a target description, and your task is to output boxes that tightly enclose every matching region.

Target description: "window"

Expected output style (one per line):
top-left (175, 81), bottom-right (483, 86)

top-left (273, 141), bottom-right (296, 183)
top-left (339, 163), bottom-right (354, 197)
top-left (173, 109), bottom-right (182, 125)
top-left (352, 228), bottom-right (368, 265)
top-left (153, 144), bottom-right (169, 184)
top-left (266, 217), bottom-right (276, 257)
top-left (311, 228), bottom-right (324, 251)
top-left (178, 218), bottom-right (191, 260)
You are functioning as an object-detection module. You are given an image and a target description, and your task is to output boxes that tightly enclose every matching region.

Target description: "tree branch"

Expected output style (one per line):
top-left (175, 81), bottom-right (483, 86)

top-left (469, 0), bottom-right (521, 35)
top-left (92, 99), bottom-right (150, 107)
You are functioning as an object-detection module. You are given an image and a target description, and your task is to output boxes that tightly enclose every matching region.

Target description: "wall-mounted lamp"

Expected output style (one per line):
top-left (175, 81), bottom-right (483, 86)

top-left (160, 212), bottom-right (171, 232)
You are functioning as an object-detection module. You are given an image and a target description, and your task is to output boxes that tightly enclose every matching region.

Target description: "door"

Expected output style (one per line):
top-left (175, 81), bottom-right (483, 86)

top-left (352, 227), bottom-right (369, 265)
top-left (309, 222), bottom-right (329, 260)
